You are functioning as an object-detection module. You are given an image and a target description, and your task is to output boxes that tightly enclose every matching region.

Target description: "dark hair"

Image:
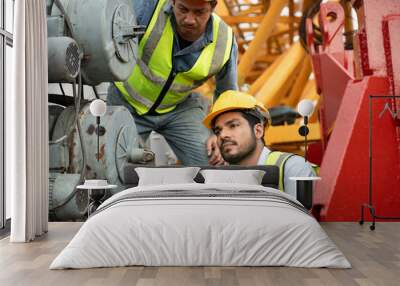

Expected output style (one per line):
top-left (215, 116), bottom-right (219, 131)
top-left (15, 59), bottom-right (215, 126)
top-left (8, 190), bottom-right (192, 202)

top-left (211, 109), bottom-right (266, 144)
top-left (209, 0), bottom-right (218, 8)
top-left (242, 111), bottom-right (262, 129)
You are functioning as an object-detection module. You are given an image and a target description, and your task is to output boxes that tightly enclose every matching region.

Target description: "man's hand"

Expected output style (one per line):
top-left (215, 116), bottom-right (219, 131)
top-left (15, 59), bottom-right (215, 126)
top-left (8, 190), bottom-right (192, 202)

top-left (206, 135), bottom-right (225, 165)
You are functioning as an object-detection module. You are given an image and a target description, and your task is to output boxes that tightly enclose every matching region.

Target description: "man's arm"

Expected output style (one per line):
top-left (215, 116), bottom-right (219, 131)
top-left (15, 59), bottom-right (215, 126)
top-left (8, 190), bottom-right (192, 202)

top-left (214, 36), bottom-right (239, 98)
top-left (206, 37), bottom-right (238, 165)
top-left (132, 0), bottom-right (158, 27)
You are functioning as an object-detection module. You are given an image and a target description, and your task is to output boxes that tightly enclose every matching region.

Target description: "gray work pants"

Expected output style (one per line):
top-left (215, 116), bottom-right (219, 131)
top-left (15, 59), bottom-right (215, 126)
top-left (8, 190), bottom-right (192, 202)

top-left (107, 85), bottom-right (210, 165)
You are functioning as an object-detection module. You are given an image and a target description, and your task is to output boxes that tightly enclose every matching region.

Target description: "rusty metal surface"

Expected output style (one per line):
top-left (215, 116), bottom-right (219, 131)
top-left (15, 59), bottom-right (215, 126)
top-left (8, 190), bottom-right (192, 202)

top-left (51, 104), bottom-right (142, 187)
top-left (49, 103), bottom-right (148, 220)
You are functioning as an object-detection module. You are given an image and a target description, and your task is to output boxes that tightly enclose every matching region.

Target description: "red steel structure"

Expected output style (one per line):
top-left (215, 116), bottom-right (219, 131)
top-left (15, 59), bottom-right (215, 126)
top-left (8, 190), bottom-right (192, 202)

top-left (308, 0), bottom-right (400, 221)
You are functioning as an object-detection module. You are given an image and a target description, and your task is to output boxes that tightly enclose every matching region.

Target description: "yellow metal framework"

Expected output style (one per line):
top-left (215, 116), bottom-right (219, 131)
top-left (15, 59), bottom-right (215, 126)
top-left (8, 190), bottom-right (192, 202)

top-left (212, 1), bottom-right (356, 154)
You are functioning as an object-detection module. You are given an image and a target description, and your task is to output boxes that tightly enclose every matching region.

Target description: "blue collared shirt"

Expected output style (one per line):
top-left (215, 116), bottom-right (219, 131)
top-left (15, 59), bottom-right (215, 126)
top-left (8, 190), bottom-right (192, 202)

top-left (132, 0), bottom-right (238, 97)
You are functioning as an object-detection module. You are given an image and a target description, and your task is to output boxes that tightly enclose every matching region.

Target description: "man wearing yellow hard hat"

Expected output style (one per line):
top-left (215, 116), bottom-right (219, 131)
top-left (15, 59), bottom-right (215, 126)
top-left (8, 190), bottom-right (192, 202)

top-left (108, 0), bottom-right (237, 165)
top-left (204, 90), bottom-right (315, 197)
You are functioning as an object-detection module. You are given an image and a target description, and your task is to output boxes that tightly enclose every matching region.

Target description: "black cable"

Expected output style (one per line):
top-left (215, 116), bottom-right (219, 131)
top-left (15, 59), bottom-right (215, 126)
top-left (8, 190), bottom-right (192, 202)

top-left (299, 1), bottom-right (358, 52)
top-left (80, 80), bottom-right (84, 100)
top-left (59, 83), bottom-right (65, 97)
top-left (76, 71), bottom-right (87, 184)
top-left (53, 0), bottom-right (78, 42)
top-left (96, 117), bottom-right (100, 162)
top-left (93, 86), bottom-right (100, 99)
top-left (299, 0), bottom-right (323, 51)
top-left (46, 0), bottom-right (55, 15)
top-left (304, 116), bottom-right (308, 162)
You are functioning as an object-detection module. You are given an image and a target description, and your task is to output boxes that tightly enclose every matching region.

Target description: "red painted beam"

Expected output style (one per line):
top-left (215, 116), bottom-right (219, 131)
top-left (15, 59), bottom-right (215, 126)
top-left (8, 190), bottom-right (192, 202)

top-left (314, 76), bottom-right (400, 221)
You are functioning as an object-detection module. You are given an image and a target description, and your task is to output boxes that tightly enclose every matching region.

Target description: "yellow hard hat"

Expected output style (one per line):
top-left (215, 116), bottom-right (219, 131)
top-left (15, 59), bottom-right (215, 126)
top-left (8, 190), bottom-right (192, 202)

top-left (203, 90), bottom-right (268, 129)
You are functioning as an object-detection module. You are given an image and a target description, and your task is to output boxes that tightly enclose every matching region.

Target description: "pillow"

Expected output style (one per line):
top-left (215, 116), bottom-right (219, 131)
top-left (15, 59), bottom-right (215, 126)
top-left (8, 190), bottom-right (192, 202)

top-left (200, 169), bottom-right (265, 185)
top-left (123, 164), bottom-right (280, 189)
top-left (135, 167), bottom-right (200, 186)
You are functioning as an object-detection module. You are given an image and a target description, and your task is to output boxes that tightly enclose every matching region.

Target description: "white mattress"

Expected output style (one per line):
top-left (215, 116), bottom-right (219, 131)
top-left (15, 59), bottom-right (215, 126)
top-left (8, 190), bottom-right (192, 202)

top-left (50, 183), bottom-right (351, 269)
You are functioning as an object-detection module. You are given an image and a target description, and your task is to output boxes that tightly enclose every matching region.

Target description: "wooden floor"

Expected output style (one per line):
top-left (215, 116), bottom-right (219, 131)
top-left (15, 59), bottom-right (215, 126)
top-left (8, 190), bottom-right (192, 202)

top-left (0, 222), bottom-right (399, 286)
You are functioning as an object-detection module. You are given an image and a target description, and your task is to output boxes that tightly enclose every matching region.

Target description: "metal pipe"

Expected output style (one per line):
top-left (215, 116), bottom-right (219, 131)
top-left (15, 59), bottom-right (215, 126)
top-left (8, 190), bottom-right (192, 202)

top-left (341, 0), bottom-right (355, 49)
top-left (255, 42), bottom-right (306, 107)
top-left (238, 0), bottom-right (288, 85)
top-left (215, 1), bottom-right (229, 16)
top-left (248, 51), bottom-right (285, 95)
top-left (282, 57), bottom-right (312, 107)
top-left (289, 0), bottom-right (295, 45)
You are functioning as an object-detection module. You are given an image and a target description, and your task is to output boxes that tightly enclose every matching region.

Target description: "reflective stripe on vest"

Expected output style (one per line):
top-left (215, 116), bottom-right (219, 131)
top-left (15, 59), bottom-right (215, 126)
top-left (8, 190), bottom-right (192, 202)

top-left (115, 0), bottom-right (233, 115)
top-left (265, 151), bottom-right (294, 192)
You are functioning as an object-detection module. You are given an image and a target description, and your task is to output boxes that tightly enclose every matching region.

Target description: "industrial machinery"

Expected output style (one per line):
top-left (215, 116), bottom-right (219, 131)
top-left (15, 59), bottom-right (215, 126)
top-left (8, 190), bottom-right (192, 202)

top-left (46, 0), bottom-right (151, 220)
top-left (307, 0), bottom-right (400, 223)
top-left (45, 0), bottom-right (400, 223)
top-left (217, 0), bottom-right (400, 223)
top-left (46, 0), bottom-right (143, 85)
top-left (48, 103), bottom-right (155, 220)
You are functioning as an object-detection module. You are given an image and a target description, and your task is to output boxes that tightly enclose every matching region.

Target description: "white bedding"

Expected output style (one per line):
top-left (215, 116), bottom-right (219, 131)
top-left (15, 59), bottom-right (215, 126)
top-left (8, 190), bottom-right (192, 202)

top-left (50, 183), bottom-right (351, 269)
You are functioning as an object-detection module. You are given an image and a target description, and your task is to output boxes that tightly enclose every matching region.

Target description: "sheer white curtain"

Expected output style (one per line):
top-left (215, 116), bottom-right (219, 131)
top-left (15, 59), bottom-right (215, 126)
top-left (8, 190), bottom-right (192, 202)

top-left (7, 0), bottom-right (48, 242)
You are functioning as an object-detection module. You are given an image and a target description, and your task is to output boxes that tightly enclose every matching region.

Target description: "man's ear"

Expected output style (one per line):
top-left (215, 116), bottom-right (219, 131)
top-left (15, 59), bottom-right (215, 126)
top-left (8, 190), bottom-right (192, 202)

top-left (254, 123), bottom-right (264, 140)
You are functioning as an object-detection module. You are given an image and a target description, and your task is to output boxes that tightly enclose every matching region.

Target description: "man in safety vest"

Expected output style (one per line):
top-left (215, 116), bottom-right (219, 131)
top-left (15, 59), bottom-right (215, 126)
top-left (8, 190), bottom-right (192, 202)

top-left (108, 0), bottom-right (237, 165)
top-left (203, 90), bottom-right (315, 197)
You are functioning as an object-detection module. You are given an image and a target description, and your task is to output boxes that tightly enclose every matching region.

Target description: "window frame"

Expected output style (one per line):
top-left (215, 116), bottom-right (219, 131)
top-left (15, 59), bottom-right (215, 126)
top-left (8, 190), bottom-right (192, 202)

top-left (1, 0), bottom-right (13, 231)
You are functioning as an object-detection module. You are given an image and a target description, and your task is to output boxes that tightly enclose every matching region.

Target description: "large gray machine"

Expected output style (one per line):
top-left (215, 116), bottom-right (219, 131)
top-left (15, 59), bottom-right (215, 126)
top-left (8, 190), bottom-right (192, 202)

top-left (46, 0), bottom-right (143, 84)
top-left (46, 0), bottom-right (152, 220)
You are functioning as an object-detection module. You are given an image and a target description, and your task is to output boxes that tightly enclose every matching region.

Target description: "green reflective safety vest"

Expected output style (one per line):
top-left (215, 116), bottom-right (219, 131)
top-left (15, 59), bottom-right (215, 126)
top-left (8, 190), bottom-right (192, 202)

top-left (264, 151), bottom-right (294, 192)
top-left (115, 0), bottom-right (234, 115)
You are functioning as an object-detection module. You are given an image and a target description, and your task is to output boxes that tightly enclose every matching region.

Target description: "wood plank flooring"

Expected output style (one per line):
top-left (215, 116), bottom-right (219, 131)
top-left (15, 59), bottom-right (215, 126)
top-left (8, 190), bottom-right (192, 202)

top-left (0, 222), bottom-right (399, 286)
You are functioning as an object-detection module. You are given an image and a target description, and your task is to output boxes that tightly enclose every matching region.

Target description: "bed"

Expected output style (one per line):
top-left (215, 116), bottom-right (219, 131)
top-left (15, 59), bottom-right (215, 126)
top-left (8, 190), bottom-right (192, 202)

top-left (50, 166), bottom-right (351, 269)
